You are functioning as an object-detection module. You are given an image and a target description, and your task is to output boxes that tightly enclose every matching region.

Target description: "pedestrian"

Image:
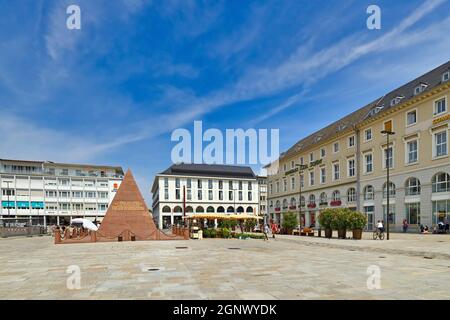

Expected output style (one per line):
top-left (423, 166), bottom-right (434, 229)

top-left (445, 219), bottom-right (449, 233)
top-left (271, 223), bottom-right (277, 239)
top-left (402, 219), bottom-right (408, 233)
top-left (263, 224), bottom-right (269, 241)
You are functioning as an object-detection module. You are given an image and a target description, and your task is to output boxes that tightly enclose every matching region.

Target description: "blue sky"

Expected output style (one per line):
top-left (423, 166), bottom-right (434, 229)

top-left (1, 0), bottom-right (449, 204)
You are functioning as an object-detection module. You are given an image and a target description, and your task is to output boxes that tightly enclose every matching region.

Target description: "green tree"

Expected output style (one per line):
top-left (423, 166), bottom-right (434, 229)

top-left (282, 212), bottom-right (298, 231)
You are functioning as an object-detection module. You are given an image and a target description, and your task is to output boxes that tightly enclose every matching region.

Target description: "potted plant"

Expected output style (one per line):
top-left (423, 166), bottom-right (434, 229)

top-left (330, 208), bottom-right (350, 239)
top-left (318, 209), bottom-right (334, 238)
top-left (282, 212), bottom-right (298, 235)
top-left (349, 211), bottom-right (366, 240)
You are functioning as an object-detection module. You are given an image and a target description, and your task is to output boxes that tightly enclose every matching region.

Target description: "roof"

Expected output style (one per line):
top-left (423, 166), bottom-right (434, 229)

top-left (159, 163), bottom-right (256, 179)
top-left (0, 158), bottom-right (124, 173)
top-left (282, 60), bottom-right (450, 160)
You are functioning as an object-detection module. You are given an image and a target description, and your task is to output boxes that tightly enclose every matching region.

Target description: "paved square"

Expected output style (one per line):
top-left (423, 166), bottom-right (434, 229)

top-left (1, 233), bottom-right (450, 299)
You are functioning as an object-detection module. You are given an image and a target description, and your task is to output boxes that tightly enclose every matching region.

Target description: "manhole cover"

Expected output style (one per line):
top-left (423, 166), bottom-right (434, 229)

top-left (424, 256), bottom-right (433, 259)
top-left (147, 268), bottom-right (160, 272)
top-left (176, 247), bottom-right (188, 249)
top-left (228, 248), bottom-right (241, 250)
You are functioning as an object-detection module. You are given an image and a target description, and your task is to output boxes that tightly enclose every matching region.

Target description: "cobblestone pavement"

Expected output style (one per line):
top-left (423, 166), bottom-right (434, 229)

top-left (1, 233), bottom-right (449, 300)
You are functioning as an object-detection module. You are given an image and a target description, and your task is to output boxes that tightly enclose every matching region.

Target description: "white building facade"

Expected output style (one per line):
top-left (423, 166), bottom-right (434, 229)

top-left (0, 159), bottom-right (124, 226)
top-left (151, 164), bottom-right (260, 229)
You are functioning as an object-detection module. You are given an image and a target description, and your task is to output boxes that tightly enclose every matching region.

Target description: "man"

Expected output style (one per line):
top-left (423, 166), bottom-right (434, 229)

top-left (377, 220), bottom-right (384, 233)
top-left (263, 224), bottom-right (269, 241)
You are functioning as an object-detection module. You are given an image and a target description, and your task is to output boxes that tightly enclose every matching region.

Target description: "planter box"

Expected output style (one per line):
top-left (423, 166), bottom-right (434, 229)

top-left (337, 228), bottom-right (346, 239)
top-left (352, 229), bottom-right (362, 240)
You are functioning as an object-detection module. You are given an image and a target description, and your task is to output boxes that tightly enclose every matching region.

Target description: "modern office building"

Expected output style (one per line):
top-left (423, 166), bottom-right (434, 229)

top-left (267, 61), bottom-right (450, 231)
top-left (151, 163), bottom-right (260, 229)
top-left (0, 159), bottom-right (124, 226)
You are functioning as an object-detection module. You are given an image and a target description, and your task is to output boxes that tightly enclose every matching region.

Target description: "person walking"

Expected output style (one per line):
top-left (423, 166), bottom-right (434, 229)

top-left (263, 224), bottom-right (269, 241)
top-left (402, 219), bottom-right (408, 233)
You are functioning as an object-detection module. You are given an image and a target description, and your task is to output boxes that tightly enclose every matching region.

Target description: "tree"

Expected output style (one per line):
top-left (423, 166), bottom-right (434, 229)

top-left (282, 212), bottom-right (298, 231)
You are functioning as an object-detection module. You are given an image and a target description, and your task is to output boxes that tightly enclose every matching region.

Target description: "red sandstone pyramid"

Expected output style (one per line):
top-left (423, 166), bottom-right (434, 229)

top-left (98, 169), bottom-right (177, 241)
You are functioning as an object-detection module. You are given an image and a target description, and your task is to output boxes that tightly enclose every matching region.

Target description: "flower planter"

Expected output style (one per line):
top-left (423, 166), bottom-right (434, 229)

top-left (337, 228), bottom-right (346, 239)
top-left (352, 229), bottom-right (362, 240)
top-left (324, 228), bottom-right (332, 238)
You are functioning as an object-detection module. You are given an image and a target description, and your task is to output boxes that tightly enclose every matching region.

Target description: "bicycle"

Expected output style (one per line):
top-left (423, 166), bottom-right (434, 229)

top-left (373, 228), bottom-right (385, 240)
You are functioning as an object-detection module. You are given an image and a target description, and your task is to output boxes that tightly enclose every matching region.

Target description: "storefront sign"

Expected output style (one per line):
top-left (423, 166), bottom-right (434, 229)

top-left (111, 201), bottom-right (145, 211)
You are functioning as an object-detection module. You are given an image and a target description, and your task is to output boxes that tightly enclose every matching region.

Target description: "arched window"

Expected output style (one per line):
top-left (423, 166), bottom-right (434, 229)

top-left (319, 192), bottom-right (327, 205)
top-left (332, 190), bottom-right (341, 201)
top-left (383, 182), bottom-right (396, 198)
top-left (162, 206), bottom-right (171, 213)
top-left (206, 206), bottom-right (215, 213)
top-left (227, 206), bottom-right (234, 213)
top-left (364, 185), bottom-right (374, 200)
top-left (237, 206), bottom-right (244, 213)
top-left (246, 207), bottom-right (253, 213)
top-left (299, 196), bottom-right (305, 207)
top-left (282, 199), bottom-right (288, 209)
top-left (290, 197), bottom-right (296, 207)
top-left (185, 206), bottom-right (193, 213)
top-left (405, 177), bottom-right (421, 196)
top-left (275, 200), bottom-right (280, 208)
top-left (432, 172), bottom-right (450, 193)
top-left (347, 188), bottom-right (356, 203)
top-left (196, 206), bottom-right (204, 213)
top-left (308, 194), bottom-right (315, 204)
top-left (173, 206), bottom-right (182, 213)
top-left (217, 206), bottom-right (225, 213)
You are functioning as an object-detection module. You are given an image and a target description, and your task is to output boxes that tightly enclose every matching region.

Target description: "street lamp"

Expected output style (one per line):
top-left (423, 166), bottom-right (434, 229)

top-left (295, 164), bottom-right (308, 228)
top-left (381, 129), bottom-right (395, 240)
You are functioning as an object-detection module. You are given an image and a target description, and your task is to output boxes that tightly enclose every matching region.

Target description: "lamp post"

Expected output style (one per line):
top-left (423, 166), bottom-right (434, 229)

top-left (295, 164), bottom-right (308, 228)
top-left (381, 129), bottom-right (395, 240)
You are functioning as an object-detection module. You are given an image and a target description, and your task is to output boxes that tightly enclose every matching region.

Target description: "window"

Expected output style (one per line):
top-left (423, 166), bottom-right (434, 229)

top-left (390, 96), bottom-right (403, 106)
top-left (434, 98), bottom-right (447, 115)
top-left (229, 181), bottom-right (233, 189)
top-left (291, 161), bottom-right (294, 169)
top-left (365, 128), bottom-right (372, 141)
top-left (405, 177), bottom-right (421, 196)
top-left (443, 71), bottom-right (450, 82)
top-left (283, 179), bottom-right (287, 192)
top-left (383, 182), bottom-right (396, 198)
top-left (320, 192), bottom-right (327, 205)
top-left (320, 148), bottom-right (325, 158)
top-left (164, 189), bottom-right (169, 200)
top-left (414, 84), bottom-right (427, 96)
top-left (98, 191), bottom-right (108, 199)
top-left (364, 185), bottom-right (374, 200)
top-left (208, 180), bottom-right (213, 189)
top-left (333, 163), bottom-right (340, 180)
top-left (248, 192), bottom-right (252, 201)
top-left (239, 191), bottom-right (243, 201)
top-left (406, 140), bottom-right (418, 164)
top-left (300, 157), bottom-right (304, 165)
top-left (175, 189), bottom-right (181, 200)
top-left (333, 142), bottom-right (339, 153)
top-left (348, 136), bottom-right (355, 147)
top-left (406, 203), bottom-right (420, 225)
top-left (434, 131), bottom-right (447, 157)
top-left (383, 204), bottom-right (395, 224)
top-left (300, 174), bottom-right (304, 188)
top-left (432, 173), bottom-right (450, 193)
top-left (248, 182), bottom-right (252, 190)
top-left (309, 171), bottom-right (315, 186)
top-left (347, 188), bottom-right (356, 203)
top-left (291, 177), bottom-right (295, 190)
top-left (283, 164), bottom-right (287, 171)
top-left (197, 190), bottom-right (202, 200)
top-left (187, 179), bottom-right (191, 188)
top-left (72, 191), bottom-right (82, 198)
top-left (309, 153), bottom-right (314, 162)
top-left (384, 146), bottom-right (393, 168)
top-left (2, 189), bottom-right (15, 196)
top-left (320, 167), bottom-right (326, 184)
top-left (198, 179), bottom-right (202, 188)
top-left (308, 194), bottom-right (315, 205)
top-left (406, 110), bottom-right (417, 126)
top-left (164, 178), bottom-right (168, 188)
top-left (60, 191), bottom-right (71, 198)
top-left (364, 153), bottom-right (373, 173)
top-left (347, 158), bottom-right (355, 177)
top-left (276, 181), bottom-right (280, 193)
top-left (187, 189), bottom-right (192, 200)
top-left (208, 190), bottom-right (213, 200)
top-left (45, 190), bottom-right (57, 197)
top-left (238, 181), bottom-right (243, 190)
top-left (332, 190), bottom-right (341, 201)
top-left (229, 191), bottom-right (233, 200)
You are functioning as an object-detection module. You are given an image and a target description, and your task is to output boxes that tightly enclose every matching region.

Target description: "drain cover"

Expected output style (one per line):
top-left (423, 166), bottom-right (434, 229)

top-left (379, 256), bottom-right (386, 259)
top-left (424, 256), bottom-right (433, 259)
top-left (228, 247), bottom-right (241, 250)
top-left (176, 247), bottom-right (188, 249)
top-left (147, 268), bottom-right (160, 272)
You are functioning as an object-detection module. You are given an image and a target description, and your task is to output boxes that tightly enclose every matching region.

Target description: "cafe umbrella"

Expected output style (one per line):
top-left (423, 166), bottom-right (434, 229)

top-left (71, 218), bottom-right (99, 231)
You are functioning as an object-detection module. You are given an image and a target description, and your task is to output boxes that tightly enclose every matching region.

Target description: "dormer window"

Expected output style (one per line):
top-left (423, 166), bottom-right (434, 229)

top-left (414, 83), bottom-right (428, 95)
top-left (368, 105), bottom-right (384, 117)
top-left (443, 71), bottom-right (450, 82)
top-left (338, 123), bottom-right (347, 131)
top-left (390, 96), bottom-right (404, 107)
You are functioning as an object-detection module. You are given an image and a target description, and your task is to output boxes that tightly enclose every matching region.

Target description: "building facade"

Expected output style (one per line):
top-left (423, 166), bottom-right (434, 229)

top-left (0, 159), bottom-right (124, 226)
top-left (151, 164), bottom-right (260, 229)
top-left (267, 61), bottom-right (450, 232)
top-left (257, 176), bottom-right (268, 224)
